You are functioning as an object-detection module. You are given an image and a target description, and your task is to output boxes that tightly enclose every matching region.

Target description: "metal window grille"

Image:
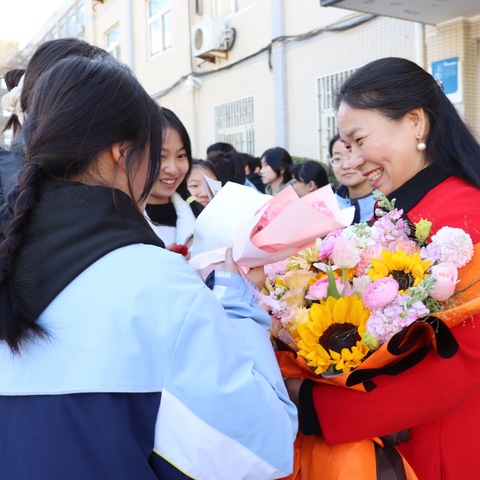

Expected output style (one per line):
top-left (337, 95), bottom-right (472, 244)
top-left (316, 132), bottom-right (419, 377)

top-left (317, 68), bottom-right (355, 162)
top-left (214, 96), bottom-right (255, 154)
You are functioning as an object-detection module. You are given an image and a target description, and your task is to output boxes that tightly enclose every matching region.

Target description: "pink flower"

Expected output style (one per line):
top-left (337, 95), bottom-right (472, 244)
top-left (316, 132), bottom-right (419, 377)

top-left (304, 199), bottom-right (335, 219)
top-left (331, 236), bottom-right (361, 269)
top-left (429, 262), bottom-right (458, 301)
top-left (257, 199), bottom-right (293, 230)
top-left (305, 277), bottom-right (350, 300)
top-left (319, 230), bottom-right (343, 260)
top-left (355, 244), bottom-right (385, 276)
top-left (363, 277), bottom-right (399, 309)
top-left (305, 277), bottom-right (330, 300)
top-left (366, 295), bottom-right (429, 343)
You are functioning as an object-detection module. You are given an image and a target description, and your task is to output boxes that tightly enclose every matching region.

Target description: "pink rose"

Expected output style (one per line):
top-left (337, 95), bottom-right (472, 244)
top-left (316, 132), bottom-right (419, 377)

top-left (363, 277), bottom-right (399, 310)
top-left (305, 277), bottom-right (330, 300)
top-left (429, 262), bottom-right (458, 301)
top-left (305, 277), bottom-right (350, 300)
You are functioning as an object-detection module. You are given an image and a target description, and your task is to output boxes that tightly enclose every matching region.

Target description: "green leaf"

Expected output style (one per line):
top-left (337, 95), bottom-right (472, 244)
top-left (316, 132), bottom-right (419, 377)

top-left (326, 267), bottom-right (340, 299)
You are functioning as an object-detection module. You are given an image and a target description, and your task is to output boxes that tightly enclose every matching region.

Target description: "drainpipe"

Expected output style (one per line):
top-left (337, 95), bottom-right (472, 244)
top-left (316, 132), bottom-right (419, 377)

top-left (271, 0), bottom-right (288, 148)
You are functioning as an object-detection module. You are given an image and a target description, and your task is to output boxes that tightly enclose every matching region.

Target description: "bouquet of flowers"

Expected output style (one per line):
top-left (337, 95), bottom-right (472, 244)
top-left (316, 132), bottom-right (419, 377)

top-left (265, 193), bottom-right (480, 480)
top-left (266, 193), bottom-right (480, 390)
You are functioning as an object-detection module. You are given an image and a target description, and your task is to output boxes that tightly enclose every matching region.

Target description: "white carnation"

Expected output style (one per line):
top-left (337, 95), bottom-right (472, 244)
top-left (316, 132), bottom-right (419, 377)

top-left (431, 226), bottom-right (474, 268)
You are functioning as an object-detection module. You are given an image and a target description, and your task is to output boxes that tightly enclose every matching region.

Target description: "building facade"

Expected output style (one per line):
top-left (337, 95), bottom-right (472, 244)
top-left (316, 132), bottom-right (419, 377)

top-left (2, 0), bottom-right (480, 162)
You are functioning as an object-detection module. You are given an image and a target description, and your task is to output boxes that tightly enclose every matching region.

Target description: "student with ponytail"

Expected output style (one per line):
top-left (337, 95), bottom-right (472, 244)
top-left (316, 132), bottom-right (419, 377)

top-left (0, 56), bottom-right (296, 479)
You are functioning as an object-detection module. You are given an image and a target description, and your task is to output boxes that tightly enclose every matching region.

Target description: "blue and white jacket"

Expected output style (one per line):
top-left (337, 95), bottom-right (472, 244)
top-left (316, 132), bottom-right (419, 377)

top-left (0, 183), bottom-right (297, 480)
top-left (335, 184), bottom-right (376, 224)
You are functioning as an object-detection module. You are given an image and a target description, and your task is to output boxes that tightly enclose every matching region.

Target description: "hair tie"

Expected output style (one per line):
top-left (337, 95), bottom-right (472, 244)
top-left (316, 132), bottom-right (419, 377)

top-left (1, 74), bottom-right (25, 125)
top-left (434, 78), bottom-right (444, 91)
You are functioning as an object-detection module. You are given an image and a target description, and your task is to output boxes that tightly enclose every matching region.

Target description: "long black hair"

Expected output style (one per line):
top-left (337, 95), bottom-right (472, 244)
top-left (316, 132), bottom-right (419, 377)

top-left (162, 108), bottom-right (203, 217)
top-left (2, 38), bottom-right (109, 136)
top-left (335, 57), bottom-right (480, 188)
top-left (261, 147), bottom-right (293, 184)
top-left (0, 55), bottom-right (164, 352)
top-left (291, 160), bottom-right (329, 189)
top-left (207, 149), bottom-right (246, 186)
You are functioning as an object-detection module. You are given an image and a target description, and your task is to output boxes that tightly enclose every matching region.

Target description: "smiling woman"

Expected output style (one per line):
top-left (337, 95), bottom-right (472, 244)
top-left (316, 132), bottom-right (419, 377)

top-left (145, 108), bottom-right (204, 251)
top-left (328, 133), bottom-right (375, 223)
top-left (285, 56), bottom-right (480, 480)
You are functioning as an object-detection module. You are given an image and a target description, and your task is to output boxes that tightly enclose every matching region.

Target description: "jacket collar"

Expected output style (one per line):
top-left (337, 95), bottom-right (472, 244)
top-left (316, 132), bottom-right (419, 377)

top-left (13, 181), bottom-right (165, 323)
top-left (383, 164), bottom-right (450, 214)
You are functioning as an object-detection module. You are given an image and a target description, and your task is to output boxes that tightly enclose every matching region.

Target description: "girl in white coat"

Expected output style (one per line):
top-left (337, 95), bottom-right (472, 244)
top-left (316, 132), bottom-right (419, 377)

top-left (145, 109), bottom-right (203, 253)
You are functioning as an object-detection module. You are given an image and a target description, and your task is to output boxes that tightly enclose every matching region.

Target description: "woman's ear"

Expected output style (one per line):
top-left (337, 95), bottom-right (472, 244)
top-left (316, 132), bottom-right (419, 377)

top-left (110, 142), bottom-right (130, 171)
top-left (307, 180), bottom-right (317, 193)
top-left (408, 107), bottom-right (429, 138)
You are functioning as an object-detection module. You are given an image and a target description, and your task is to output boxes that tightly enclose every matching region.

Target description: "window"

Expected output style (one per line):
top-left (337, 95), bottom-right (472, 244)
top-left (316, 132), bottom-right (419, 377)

top-left (60, 20), bottom-right (67, 37)
top-left (57, 2), bottom-right (85, 39)
top-left (214, 96), bottom-right (255, 154)
top-left (148, 0), bottom-right (172, 56)
top-left (77, 4), bottom-right (86, 38)
top-left (214, 0), bottom-right (251, 17)
top-left (106, 24), bottom-right (121, 60)
top-left (67, 9), bottom-right (77, 36)
top-left (317, 68), bottom-right (355, 162)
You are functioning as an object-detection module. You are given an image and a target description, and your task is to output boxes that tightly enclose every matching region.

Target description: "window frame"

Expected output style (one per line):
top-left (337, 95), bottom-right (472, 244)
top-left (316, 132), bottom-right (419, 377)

top-left (148, 0), bottom-right (172, 58)
top-left (213, 96), bottom-right (255, 155)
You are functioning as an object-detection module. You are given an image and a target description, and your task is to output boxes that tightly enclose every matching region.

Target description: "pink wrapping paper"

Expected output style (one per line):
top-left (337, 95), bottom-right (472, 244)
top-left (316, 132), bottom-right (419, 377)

top-left (232, 185), bottom-right (355, 268)
top-left (189, 182), bottom-right (355, 274)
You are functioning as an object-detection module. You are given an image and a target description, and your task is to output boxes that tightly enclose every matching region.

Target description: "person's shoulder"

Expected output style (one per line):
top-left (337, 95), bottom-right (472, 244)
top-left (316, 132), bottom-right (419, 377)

top-left (411, 175), bottom-right (480, 241)
top-left (430, 176), bottom-right (480, 198)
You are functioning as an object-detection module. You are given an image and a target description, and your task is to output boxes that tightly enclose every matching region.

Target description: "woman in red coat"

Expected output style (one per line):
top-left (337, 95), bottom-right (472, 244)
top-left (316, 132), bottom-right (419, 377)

top-left (286, 57), bottom-right (480, 480)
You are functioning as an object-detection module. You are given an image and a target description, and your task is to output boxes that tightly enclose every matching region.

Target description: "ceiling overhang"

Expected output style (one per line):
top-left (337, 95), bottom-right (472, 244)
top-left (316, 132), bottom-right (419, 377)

top-left (320, 0), bottom-right (480, 25)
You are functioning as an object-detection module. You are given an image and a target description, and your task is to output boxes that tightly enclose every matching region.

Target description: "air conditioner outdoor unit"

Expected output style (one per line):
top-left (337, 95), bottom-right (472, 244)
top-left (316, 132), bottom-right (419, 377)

top-left (192, 17), bottom-right (234, 58)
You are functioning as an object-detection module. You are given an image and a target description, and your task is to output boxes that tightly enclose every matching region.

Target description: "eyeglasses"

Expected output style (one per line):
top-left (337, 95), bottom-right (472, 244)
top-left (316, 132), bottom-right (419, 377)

top-left (329, 156), bottom-right (353, 167)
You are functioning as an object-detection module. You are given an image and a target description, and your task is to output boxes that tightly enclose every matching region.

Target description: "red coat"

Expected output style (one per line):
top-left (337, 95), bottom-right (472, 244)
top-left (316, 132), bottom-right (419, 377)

top-left (311, 176), bottom-right (480, 480)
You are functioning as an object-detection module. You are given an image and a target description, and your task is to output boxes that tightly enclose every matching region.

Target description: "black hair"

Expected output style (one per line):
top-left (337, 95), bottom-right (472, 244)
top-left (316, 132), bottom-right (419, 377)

top-left (328, 133), bottom-right (340, 158)
top-left (206, 141), bottom-right (235, 155)
top-left (206, 149), bottom-right (246, 186)
top-left (0, 55), bottom-right (164, 352)
top-left (161, 108), bottom-right (203, 216)
top-left (2, 68), bottom-right (25, 136)
top-left (20, 38), bottom-right (110, 117)
top-left (335, 57), bottom-right (480, 188)
top-left (190, 159), bottom-right (218, 179)
top-left (240, 153), bottom-right (261, 175)
top-left (291, 160), bottom-right (329, 189)
top-left (3, 39), bottom-right (109, 136)
top-left (162, 108), bottom-right (192, 197)
top-left (261, 147), bottom-right (293, 183)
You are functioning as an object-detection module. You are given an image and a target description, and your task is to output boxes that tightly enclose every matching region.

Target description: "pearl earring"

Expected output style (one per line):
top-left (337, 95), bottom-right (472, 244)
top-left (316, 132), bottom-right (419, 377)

top-left (417, 141), bottom-right (426, 151)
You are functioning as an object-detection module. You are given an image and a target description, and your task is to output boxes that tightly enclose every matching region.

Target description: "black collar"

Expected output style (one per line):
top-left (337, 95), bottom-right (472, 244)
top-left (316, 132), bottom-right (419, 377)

top-left (13, 181), bottom-right (165, 323)
top-left (384, 165), bottom-right (450, 214)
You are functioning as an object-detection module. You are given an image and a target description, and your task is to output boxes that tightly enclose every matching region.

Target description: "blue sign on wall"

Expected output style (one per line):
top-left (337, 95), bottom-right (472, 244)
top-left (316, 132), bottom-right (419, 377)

top-left (431, 57), bottom-right (462, 104)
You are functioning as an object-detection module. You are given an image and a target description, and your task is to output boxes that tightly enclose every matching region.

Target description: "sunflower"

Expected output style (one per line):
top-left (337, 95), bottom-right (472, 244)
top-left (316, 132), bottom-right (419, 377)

top-left (368, 250), bottom-right (431, 290)
top-left (294, 296), bottom-right (371, 374)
